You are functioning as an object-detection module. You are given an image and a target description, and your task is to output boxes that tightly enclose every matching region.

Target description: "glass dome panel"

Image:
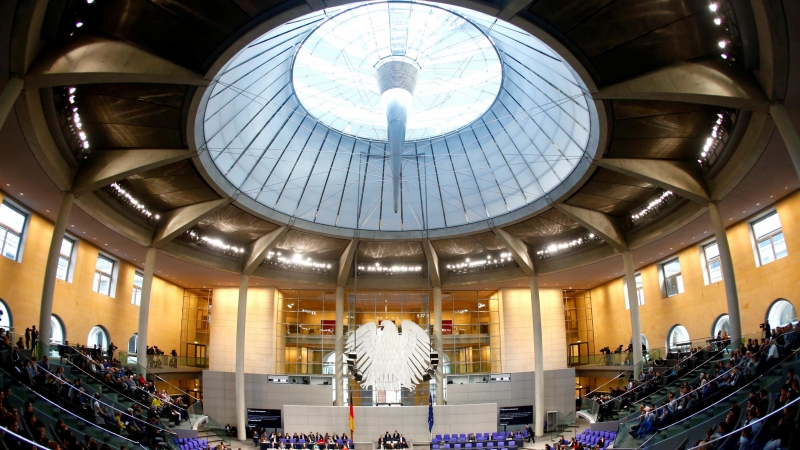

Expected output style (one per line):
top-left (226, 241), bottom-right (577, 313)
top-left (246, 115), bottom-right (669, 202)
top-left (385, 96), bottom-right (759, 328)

top-left (200, 1), bottom-right (594, 232)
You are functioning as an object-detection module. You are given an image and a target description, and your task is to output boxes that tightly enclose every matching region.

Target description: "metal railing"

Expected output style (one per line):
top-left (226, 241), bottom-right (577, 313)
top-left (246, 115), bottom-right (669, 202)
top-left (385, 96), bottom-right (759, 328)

top-left (635, 347), bottom-right (800, 449)
top-left (569, 348), bottom-right (662, 367)
top-left (119, 351), bottom-right (208, 369)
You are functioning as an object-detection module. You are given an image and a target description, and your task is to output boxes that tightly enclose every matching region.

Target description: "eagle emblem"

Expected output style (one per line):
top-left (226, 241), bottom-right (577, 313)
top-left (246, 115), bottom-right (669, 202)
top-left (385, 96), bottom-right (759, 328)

top-left (346, 320), bottom-right (436, 392)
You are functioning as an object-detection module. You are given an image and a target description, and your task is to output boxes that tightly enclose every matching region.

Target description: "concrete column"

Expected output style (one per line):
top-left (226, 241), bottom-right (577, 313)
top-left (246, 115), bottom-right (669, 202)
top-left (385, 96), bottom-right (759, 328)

top-left (708, 202), bottom-right (742, 344)
top-left (623, 250), bottom-right (643, 379)
top-left (529, 275), bottom-right (544, 437)
top-left (235, 273), bottom-right (248, 441)
top-left (770, 104), bottom-right (800, 178)
top-left (37, 192), bottom-right (74, 357)
top-left (433, 287), bottom-right (443, 404)
top-left (136, 247), bottom-right (157, 373)
top-left (0, 77), bottom-right (23, 130)
top-left (335, 286), bottom-right (344, 406)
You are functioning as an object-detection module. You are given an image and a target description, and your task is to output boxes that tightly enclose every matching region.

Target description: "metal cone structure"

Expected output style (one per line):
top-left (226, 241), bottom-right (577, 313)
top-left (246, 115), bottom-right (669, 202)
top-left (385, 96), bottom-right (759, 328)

top-left (375, 59), bottom-right (420, 213)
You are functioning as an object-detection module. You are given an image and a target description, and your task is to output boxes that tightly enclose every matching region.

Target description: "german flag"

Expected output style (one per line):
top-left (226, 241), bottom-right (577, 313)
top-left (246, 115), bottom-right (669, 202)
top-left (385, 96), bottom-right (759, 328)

top-left (349, 392), bottom-right (355, 436)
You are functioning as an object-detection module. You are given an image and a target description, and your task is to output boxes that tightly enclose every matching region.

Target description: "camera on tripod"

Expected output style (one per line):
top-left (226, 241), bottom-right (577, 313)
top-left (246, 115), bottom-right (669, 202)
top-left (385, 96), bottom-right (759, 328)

top-left (614, 345), bottom-right (623, 354)
top-left (599, 346), bottom-right (611, 354)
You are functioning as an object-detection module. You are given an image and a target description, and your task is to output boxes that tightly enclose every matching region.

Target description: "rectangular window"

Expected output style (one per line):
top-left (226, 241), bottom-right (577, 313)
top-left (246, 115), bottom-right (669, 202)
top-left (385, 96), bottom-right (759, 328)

top-left (624, 273), bottom-right (644, 310)
top-left (132, 271), bottom-right (143, 306)
top-left (703, 242), bottom-right (722, 284)
top-left (752, 212), bottom-right (787, 265)
top-left (56, 238), bottom-right (75, 281)
top-left (662, 258), bottom-right (684, 297)
top-left (92, 255), bottom-right (114, 296)
top-left (0, 203), bottom-right (27, 261)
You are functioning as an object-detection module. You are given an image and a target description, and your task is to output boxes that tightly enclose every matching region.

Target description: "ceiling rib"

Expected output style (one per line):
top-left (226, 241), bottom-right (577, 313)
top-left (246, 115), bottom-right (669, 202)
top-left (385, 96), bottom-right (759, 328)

top-left (593, 60), bottom-right (768, 111)
top-left (492, 226), bottom-right (534, 276)
top-left (498, 0), bottom-right (535, 21)
top-left (595, 158), bottom-right (710, 205)
top-left (24, 35), bottom-right (209, 88)
top-left (72, 149), bottom-right (194, 196)
top-left (553, 203), bottom-right (626, 252)
top-left (243, 226), bottom-right (289, 276)
top-left (337, 239), bottom-right (358, 287)
top-left (152, 198), bottom-right (232, 248)
top-left (422, 239), bottom-right (441, 288)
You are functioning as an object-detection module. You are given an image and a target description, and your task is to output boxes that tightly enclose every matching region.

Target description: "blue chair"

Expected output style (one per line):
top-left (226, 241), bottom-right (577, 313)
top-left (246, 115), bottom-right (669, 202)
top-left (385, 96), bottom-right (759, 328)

top-left (443, 444), bottom-right (451, 449)
top-left (487, 443), bottom-right (494, 448)
top-left (476, 444), bottom-right (483, 448)
top-left (465, 443), bottom-right (473, 448)
top-left (454, 444), bottom-right (461, 449)
top-left (433, 446), bottom-right (439, 450)
top-left (459, 435), bottom-right (467, 442)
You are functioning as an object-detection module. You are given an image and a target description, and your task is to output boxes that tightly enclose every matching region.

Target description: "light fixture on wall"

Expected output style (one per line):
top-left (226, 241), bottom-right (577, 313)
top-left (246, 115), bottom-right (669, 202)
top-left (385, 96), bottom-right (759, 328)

top-left (445, 252), bottom-right (516, 275)
top-left (107, 183), bottom-right (161, 222)
top-left (535, 232), bottom-right (602, 259)
top-left (356, 262), bottom-right (423, 276)
top-left (627, 190), bottom-right (676, 227)
top-left (185, 229), bottom-right (244, 256)
top-left (265, 251), bottom-right (333, 273)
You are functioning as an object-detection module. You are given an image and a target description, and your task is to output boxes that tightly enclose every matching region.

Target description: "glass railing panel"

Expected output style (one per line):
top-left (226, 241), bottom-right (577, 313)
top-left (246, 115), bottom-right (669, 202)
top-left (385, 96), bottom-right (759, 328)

top-left (118, 352), bottom-right (208, 370)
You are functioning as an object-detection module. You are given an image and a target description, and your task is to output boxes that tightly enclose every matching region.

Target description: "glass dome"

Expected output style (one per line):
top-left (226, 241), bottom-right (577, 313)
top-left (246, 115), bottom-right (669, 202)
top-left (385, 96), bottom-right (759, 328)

top-left (200, 0), bottom-right (595, 232)
top-left (293, 2), bottom-right (502, 141)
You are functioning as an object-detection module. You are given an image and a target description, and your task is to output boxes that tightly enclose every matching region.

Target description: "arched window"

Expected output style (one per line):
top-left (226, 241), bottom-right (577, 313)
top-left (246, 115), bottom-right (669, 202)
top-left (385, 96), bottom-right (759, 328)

top-left (50, 315), bottom-right (66, 344)
top-left (128, 333), bottom-right (138, 353)
top-left (0, 298), bottom-right (12, 332)
top-left (88, 326), bottom-right (109, 351)
top-left (667, 325), bottom-right (690, 351)
top-left (629, 333), bottom-right (649, 351)
top-left (766, 299), bottom-right (797, 328)
top-left (712, 314), bottom-right (730, 338)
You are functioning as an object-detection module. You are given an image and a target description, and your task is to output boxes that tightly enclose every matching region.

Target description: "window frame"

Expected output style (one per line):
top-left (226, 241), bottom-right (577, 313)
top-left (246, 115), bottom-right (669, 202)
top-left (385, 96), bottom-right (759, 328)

top-left (56, 236), bottom-right (77, 282)
top-left (0, 200), bottom-right (29, 262)
top-left (623, 273), bottom-right (644, 310)
top-left (659, 257), bottom-right (684, 298)
top-left (701, 240), bottom-right (723, 285)
top-left (92, 254), bottom-right (118, 297)
top-left (750, 211), bottom-right (787, 267)
top-left (131, 271), bottom-right (144, 306)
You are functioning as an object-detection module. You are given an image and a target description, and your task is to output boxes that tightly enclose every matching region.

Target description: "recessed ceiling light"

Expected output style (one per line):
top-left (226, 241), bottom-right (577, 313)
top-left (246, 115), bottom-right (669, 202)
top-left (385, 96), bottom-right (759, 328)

top-left (756, 203), bottom-right (760, 206)
top-left (46, 210), bottom-right (50, 213)
top-left (19, 193), bottom-right (23, 196)
top-left (70, 225), bottom-right (74, 227)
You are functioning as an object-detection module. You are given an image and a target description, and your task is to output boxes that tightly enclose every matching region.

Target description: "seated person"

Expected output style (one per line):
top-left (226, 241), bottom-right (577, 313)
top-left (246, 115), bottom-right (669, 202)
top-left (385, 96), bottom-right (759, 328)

top-left (398, 435), bottom-right (407, 449)
top-left (468, 434), bottom-right (476, 442)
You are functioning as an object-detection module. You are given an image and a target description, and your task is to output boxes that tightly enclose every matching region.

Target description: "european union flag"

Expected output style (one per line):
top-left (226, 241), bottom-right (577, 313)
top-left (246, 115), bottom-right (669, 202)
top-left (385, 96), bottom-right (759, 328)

top-left (428, 392), bottom-right (434, 432)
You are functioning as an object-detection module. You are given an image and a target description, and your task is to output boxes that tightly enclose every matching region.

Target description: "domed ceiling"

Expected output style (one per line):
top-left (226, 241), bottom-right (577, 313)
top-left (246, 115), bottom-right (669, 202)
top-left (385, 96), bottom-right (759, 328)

top-left (198, 1), bottom-right (596, 233)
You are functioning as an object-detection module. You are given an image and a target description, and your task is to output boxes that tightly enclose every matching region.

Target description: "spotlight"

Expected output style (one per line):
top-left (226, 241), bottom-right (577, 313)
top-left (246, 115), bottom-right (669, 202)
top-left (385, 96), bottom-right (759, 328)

top-left (709, 3), bottom-right (718, 12)
top-left (718, 40), bottom-right (727, 49)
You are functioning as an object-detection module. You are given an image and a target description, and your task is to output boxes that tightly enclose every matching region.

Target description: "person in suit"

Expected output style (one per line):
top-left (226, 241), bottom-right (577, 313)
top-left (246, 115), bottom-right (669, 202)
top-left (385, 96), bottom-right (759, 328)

top-left (524, 425), bottom-right (534, 443)
top-left (24, 328), bottom-right (31, 349)
top-left (378, 436), bottom-right (385, 450)
top-left (392, 431), bottom-right (400, 440)
top-left (399, 435), bottom-right (407, 449)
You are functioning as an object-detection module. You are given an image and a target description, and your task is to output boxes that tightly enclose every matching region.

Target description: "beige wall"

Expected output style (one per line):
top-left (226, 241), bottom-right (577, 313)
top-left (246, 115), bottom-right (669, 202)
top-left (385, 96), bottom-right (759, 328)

top-left (0, 190), bottom-right (183, 355)
top-left (499, 288), bottom-right (567, 372)
top-left (208, 286), bottom-right (277, 373)
top-left (591, 190), bottom-right (800, 352)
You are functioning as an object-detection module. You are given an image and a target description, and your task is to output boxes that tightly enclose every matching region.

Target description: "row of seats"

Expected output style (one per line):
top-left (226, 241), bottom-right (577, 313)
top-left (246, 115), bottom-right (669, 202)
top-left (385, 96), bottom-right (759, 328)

top-left (575, 429), bottom-right (615, 448)
top-left (432, 442), bottom-right (518, 449)
top-left (175, 437), bottom-right (208, 450)
top-left (432, 432), bottom-right (526, 444)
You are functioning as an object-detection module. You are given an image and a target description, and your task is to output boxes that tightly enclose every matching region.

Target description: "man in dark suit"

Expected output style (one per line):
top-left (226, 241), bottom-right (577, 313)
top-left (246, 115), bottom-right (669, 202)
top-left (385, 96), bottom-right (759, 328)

top-left (399, 435), bottom-right (407, 449)
top-left (392, 431), bottom-right (400, 440)
top-left (524, 425), bottom-right (534, 443)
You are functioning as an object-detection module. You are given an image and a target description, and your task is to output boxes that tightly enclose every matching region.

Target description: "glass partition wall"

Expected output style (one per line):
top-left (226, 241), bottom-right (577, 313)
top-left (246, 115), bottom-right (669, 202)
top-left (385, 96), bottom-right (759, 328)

top-left (276, 289), bottom-right (501, 405)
